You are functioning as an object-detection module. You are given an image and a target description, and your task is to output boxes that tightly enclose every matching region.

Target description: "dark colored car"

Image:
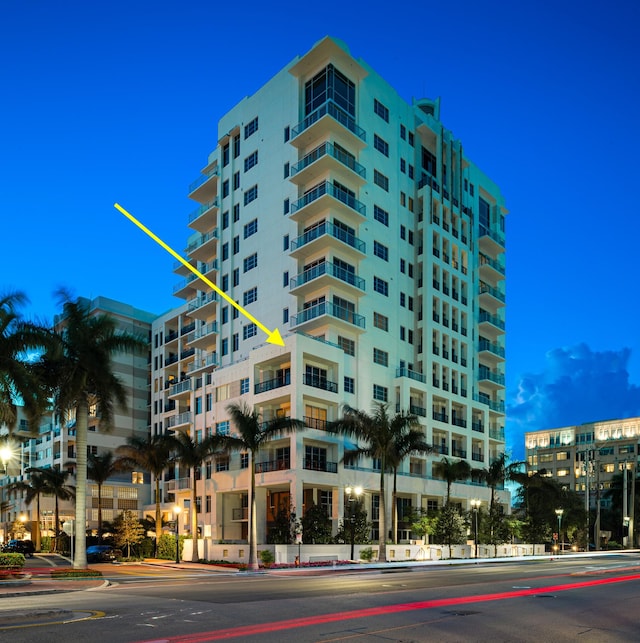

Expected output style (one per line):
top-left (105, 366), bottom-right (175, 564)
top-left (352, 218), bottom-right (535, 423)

top-left (3, 539), bottom-right (36, 558)
top-left (86, 545), bottom-right (122, 563)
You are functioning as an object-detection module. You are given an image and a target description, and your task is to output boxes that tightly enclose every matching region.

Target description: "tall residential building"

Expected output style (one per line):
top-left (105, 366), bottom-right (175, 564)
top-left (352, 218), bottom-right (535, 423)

top-left (1, 296), bottom-right (155, 541)
top-left (151, 37), bottom-right (508, 544)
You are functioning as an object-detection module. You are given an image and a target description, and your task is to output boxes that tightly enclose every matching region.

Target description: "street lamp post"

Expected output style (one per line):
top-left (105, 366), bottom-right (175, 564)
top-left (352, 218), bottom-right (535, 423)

top-left (173, 505), bottom-right (182, 564)
top-left (1, 443), bottom-right (13, 544)
top-left (555, 508), bottom-right (564, 554)
top-left (345, 485), bottom-right (363, 561)
top-left (470, 499), bottom-right (481, 558)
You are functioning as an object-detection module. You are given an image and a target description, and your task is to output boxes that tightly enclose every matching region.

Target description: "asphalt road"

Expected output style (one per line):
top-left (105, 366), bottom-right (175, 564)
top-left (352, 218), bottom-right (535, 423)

top-left (3, 553), bottom-right (640, 642)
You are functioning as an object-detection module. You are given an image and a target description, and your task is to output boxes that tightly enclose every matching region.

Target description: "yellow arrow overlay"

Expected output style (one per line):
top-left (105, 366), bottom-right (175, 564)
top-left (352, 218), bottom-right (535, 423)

top-left (114, 203), bottom-right (285, 347)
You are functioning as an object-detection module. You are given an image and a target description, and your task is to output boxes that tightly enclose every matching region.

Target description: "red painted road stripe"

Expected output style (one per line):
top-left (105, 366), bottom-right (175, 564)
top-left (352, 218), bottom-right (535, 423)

top-left (137, 572), bottom-right (640, 643)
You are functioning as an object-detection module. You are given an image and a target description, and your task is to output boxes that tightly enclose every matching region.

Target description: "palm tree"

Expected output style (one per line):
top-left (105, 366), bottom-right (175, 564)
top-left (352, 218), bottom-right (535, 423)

top-left (435, 457), bottom-right (472, 505)
top-left (329, 403), bottom-right (421, 562)
top-left (116, 434), bottom-right (175, 556)
top-left (168, 430), bottom-right (221, 562)
top-left (38, 467), bottom-right (75, 552)
top-left (481, 453), bottom-right (522, 515)
top-left (0, 291), bottom-right (50, 432)
top-left (7, 468), bottom-right (50, 551)
top-left (388, 420), bottom-right (434, 544)
top-left (87, 452), bottom-right (120, 543)
top-left (220, 402), bottom-right (304, 570)
top-left (37, 293), bottom-right (146, 567)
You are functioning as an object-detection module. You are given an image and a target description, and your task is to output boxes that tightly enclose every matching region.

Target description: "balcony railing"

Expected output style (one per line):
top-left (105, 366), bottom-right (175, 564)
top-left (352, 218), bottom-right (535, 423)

top-left (187, 321), bottom-right (219, 344)
top-left (187, 292), bottom-right (219, 313)
top-left (188, 167), bottom-right (219, 194)
top-left (395, 367), bottom-right (426, 384)
top-left (291, 141), bottom-right (366, 178)
top-left (290, 181), bottom-right (366, 217)
top-left (489, 427), bottom-right (505, 440)
top-left (255, 458), bottom-right (290, 473)
top-left (479, 224), bottom-right (505, 248)
top-left (479, 253), bottom-right (506, 275)
top-left (434, 444), bottom-right (449, 455)
top-left (291, 99), bottom-right (366, 142)
top-left (166, 477), bottom-right (192, 491)
top-left (432, 410), bottom-right (448, 423)
top-left (166, 412), bottom-right (191, 429)
top-left (452, 417), bottom-right (467, 428)
top-left (472, 422), bottom-right (485, 433)
top-left (290, 261), bottom-right (365, 291)
top-left (478, 339), bottom-right (506, 358)
top-left (291, 301), bottom-right (365, 329)
top-left (478, 369), bottom-right (505, 385)
top-left (187, 351), bottom-right (218, 373)
top-left (254, 373), bottom-right (290, 394)
top-left (472, 452), bottom-right (485, 462)
top-left (186, 228), bottom-right (219, 254)
top-left (169, 379), bottom-right (192, 396)
top-left (290, 220), bottom-right (365, 254)
top-left (303, 459), bottom-right (338, 473)
top-left (479, 282), bottom-right (506, 303)
top-left (188, 199), bottom-right (219, 224)
top-left (303, 373), bottom-right (338, 393)
top-left (452, 448), bottom-right (467, 458)
top-left (479, 311), bottom-right (505, 330)
top-left (304, 416), bottom-right (329, 431)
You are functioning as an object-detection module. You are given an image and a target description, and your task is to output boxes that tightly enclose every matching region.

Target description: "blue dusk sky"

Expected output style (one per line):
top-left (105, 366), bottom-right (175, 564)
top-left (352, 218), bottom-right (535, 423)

top-left (2, 1), bottom-right (639, 459)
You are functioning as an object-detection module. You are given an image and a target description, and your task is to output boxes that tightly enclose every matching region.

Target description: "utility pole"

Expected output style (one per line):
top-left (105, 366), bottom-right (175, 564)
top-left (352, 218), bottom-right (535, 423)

top-left (623, 459), bottom-right (628, 548)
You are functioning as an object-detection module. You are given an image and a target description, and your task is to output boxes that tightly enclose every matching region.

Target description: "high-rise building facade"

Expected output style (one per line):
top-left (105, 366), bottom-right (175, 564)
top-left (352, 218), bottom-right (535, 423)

top-left (151, 37), bottom-right (508, 544)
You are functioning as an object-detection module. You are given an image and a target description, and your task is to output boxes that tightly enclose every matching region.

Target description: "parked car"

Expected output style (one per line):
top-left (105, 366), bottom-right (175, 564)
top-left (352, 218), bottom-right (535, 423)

top-left (86, 545), bottom-right (122, 563)
top-left (3, 539), bottom-right (36, 558)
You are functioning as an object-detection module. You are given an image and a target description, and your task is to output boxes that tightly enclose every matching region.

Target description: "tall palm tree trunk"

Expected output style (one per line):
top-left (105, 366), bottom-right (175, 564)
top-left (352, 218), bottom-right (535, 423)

top-left (190, 467), bottom-right (199, 561)
top-left (154, 477), bottom-right (162, 557)
top-left (392, 469), bottom-right (398, 545)
top-left (378, 466), bottom-right (387, 562)
top-left (35, 494), bottom-right (42, 552)
top-left (97, 482), bottom-right (103, 543)
top-left (74, 400), bottom-right (88, 568)
top-left (248, 451), bottom-right (258, 570)
top-left (54, 495), bottom-right (60, 553)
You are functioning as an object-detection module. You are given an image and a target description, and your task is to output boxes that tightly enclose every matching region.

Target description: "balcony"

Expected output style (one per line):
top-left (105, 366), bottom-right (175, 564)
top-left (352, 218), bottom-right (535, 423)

top-left (432, 410), bottom-right (449, 423)
top-left (290, 261), bottom-right (365, 297)
top-left (479, 310), bottom-right (505, 336)
top-left (474, 394), bottom-right (505, 414)
top-left (255, 458), bottom-right (290, 473)
top-left (489, 426), bottom-right (505, 441)
top-left (478, 368), bottom-right (505, 389)
top-left (188, 199), bottom-right (219, 234)
top-left (186, 228), bottom-right (219, 263)
top-left (187, 292), bottom-right (218, 320)
top-left (409, 404), bottom-right (426, 417)
top-left (478, 339), bottom-right (506, 362)
top-left (173, 273), bottom-right (200, 299)
top-left (165, 353), bottom-right (178, 367)
top-left (186, 351), bottom-right (218, 376)
top-left (289, 181), bottom-right (366, 223)
top-left (232, 507), bottom-right (249, 521)
top-left (303, 373), bottom-right (338, 393)
top-left (168, 379), bottom-right (192, 399)
top-left (434, 444), bottom-right (449, 455)
top-left (290, 141), bottom-right (366, 186)
top-left (452, 448), bottom-right (467, 459)
top-left (472, 452), bottom-right (485, 463)
top-left (472, 422), bottom-right (485, 433)
top-left (290, 220), bottom-right (365, 260)
top-left (166, 477), bottom-right (192, 493)
top-left (188, 166), bottom-right (219, 203)
top-left (478, 224), bottom-right (505, 255)
top-left (452, 416), bottom-right (467, 428)
top-left (479, 282), bottom-right (506, 308)
top-left (186, 322), bottom-right (219, 350)
top-left (395, 367), bottom-right (426, 384)
top-left (291, 301), bottom-right (365, 333)
top-left (479, 253), bottom-right (505, 282)
top-left (254, 373), bottom-right (290, 395)
top-left (166, 412), bottom-right (191, 430)
top-left (303, 416), bottom-right (329, 431)
top-left (303, 459), bottom-right (338, 473)
top-left (291, 100), bottom-right (366, 150)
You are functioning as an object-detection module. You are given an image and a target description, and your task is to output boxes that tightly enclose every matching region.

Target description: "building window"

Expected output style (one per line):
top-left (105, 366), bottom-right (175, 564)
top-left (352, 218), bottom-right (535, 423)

top-left (244, 116), bottom-right (258, 139)
top-left (283, 162), bottom-right (289, 178)
top-left (479, 197), bottom-right (491, 229)
top-left (244, 185), bottom-right (258, 206)
top-left (283, 271), bottom-right (289, 287)
top-left (400, 292), bottom-right (406, 307)
top-left (222, 242), bottom-right (229, 261)
top-left (221, 338), bottom-right (228, 356)
top-left (243, 323), bottom-right (257, 340)
top-left (373, 312), bottom-right (389, 331)
top-left (304, 64), bottom-right (355, 117)
top-left (408, 131), bottom-right (414, 146)
top-left (374, 99), bottom-right (389, 122)
top-left (216, 456), bottom-right (230, 472)
top-left (222, 274), bottom-right (229, 292)
top-left (223, 142), bottom-right (230, 166)
top-left (232, 333), bottom-right (239, 351)
top-left (400, 124), bottom-right (406, 140)
top-left (233, 134), bottom-right (240, 158)
top-left (373, 276), bottom-right (389, 296)
top-left (408, 164), bottom-right (414, 179)
top-left (206, 393), bottom-right (213, 412)
top-left (233, 171), bottom-right (240, 190)
top-left (373, 241), bottom-right (388, 261)
top-left (244, 150), bottom-right (258, 172)
top-left (205, 495), bottom-right (212, 513)
top-left (338, 336), bottom-right (355, 356)
top-left (422, 147), bottom-right (437, 177)
top-left (233, 268), bottom-right (239, 287)
top-left (221, 306), bottom-right (229, 324)
top-left (283, 198), bottom-right (290, 215)
top-left (284, 126), bottom-right (290, 142)
top-left (243, 253), bottom-right (258, 272)
top-left (222, 179), bottom-right (229, 198)
top-left (374, 205), bottom-right (389, 226)
top-left (233, 236), bottom-right (240, 255)
top-left (195, 396), bottom-right (202, 415)
top-left (374, 134), bottom-right (389, 157)
top-left (373, 384), bottom-right (388, 402)
top-left (400, 158), bottom-right (406, 173)
top-left (283, 307), bottom-right (289, 323)
top-left (244, 219), bottom-right (258, 238)
top-left (241, 453), bottom-right (249, 469)
top-left (344, 376), bottom-right (355, 394)
top-left (283, 234), bottom-right (289, 250)
top-left (373, 348), bottom-right (388, 367)
top-left (222, 210), bottom-right (229, 229)
top-left (233, 204), bottom-right (240, 222)
top-left (374, 170), bottom-right (389, 191)
top-left (240, 377), bottom-right (250, 394)
top-left (243, 287), bottom-right (258, 306)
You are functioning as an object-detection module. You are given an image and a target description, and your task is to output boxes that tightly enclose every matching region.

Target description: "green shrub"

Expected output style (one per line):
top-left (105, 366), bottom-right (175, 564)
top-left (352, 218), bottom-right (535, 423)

top-left (359, 547), bottom-right (374, 562)
top-left (50, 568), bottom-right (103, 578)
top-left (156, 533), bottom-right (183, 560)
top-left (259, 550), bottom-right (275, 566)
top-left (0, 553), bottom-right (25, 569)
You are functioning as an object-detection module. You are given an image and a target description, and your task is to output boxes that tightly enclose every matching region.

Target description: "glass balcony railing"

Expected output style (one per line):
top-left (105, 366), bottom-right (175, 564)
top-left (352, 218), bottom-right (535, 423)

top-left (290, 181), bottom-right (366, 217)
top-left (292, 100), bottom-right (366, 142)
top-left (291, 301), bottom-right (365, 329)
top-left (188, 167), bottom-right (219, 194)
top-left (395, 367), bottom-right (427, 384)
top-left (479, 253), bottom-right (506, 275)
top-left (169, 379), bottom-right (192, 396)
top-left (187, 291), bottom-right (219, 313)
top-left (478, 369), bottom-right (505, 385)
top-left (290, 261), bottom-right (365, 291)
top-left (186, 229), bottom-right (219, 254)
top-left (479, 224), bottom-right (505, 248)
top-left (290, 220), bottom-right (365, 254)
top-left (479, 311), bottom-right (505, 330)
top-left (479, 282), bottom-right (506, 303)
top-left (291, 141), bottom-right (366, 178)
top-left (478, 339), bottom-right (506, 358)
top-left (188, 199), bottom-right (219, 224)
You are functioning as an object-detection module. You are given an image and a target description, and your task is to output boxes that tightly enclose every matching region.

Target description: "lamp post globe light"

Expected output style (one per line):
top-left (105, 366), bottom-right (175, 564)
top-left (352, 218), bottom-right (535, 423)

top-left (555, 508), bottom-right (564, 554)
top-left (345, 485), bottom-right (363, 561)
top-left (470, 499), bottom-right (481, 558)
top-left (173, 505), bottom-right (182, 564)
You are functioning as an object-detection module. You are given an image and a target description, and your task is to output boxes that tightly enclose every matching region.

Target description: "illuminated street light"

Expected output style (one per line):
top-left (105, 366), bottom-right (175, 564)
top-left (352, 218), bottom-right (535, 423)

top-left (345, 485), bottom-right (363, 560)
top-left (470, 499), bottom-right (481, 558)
top-left (173, 505), bottom-right (182, 564)
top-left (555, 508), bottom-right (564, 554)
